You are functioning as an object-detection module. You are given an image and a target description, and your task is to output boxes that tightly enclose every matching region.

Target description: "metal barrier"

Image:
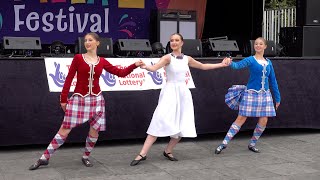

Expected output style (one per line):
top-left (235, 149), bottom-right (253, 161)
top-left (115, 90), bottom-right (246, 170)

top-left (263, 7), bottom-right (296, 43)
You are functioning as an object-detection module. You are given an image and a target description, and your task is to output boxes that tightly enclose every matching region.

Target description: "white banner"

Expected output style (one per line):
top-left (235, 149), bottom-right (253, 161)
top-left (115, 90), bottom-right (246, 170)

top-left (44, 57), bottom-right (196, 92)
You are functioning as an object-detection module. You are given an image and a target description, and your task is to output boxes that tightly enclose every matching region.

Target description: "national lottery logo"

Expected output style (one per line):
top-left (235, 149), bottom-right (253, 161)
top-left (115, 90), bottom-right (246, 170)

top-left (49, 62), bottom-right (66, 87)
top-left (147, 62), bottom-right (163, 85)
top-left (49, 62), bottom-right (117, 88)
top-left (101, 71), bottom-right (116, 87)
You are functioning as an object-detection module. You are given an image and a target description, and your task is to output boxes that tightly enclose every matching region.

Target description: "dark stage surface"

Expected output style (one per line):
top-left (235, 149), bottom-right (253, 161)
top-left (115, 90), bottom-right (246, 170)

top-left (0, 57), bottom-right (319, 146)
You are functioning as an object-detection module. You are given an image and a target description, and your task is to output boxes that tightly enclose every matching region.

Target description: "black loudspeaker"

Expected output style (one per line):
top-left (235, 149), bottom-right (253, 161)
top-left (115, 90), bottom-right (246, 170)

top-left (113, 39), bottom-right (152, 57)
top-left (166, 39), bottom-right (202, 57)
top-left (75, 37), bottom-right (113, 57)
top-left (2, 36), bottom-right (42, 57)
top-left (203, 39), bottom-right (239, 57)
top-left (249, 40), bottom-right (277, 57)
top-left (296, 0), bottom-right (320, 26)
top-left (150, 10), bottom-right (197, 46)
top-left (3, 36), bottom-right (41, 50)
top-left (280, 26), bottom-right (320, 57)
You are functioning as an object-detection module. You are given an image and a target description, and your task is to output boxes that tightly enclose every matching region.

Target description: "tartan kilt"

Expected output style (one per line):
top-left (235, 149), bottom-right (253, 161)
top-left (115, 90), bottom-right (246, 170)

top-left (62, 94), bottom-right (106, 131)
top-left (225, 85), bottom-right (247, 110)
top-left (239, 90), bottom-right (276, 117)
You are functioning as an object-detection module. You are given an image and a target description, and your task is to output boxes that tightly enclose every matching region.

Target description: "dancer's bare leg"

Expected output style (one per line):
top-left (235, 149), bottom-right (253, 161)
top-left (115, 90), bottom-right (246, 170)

top-left (134, 135), bottom-right (157, 160)
top-left (164, 137), bottom-right (181, 157)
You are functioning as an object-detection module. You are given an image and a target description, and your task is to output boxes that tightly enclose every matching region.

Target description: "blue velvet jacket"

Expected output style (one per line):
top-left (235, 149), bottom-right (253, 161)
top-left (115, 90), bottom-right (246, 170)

top-left (230, 56), bottom-right (281, 103)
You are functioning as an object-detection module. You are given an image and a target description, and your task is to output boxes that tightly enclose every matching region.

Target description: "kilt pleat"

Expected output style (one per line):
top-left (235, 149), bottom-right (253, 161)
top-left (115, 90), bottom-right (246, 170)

top-left (225, 85), bottom-right (247, 110)
top-left (225, 85), bottom-right (276, 117)
top-left (62, 94), bottom-right (106, 131)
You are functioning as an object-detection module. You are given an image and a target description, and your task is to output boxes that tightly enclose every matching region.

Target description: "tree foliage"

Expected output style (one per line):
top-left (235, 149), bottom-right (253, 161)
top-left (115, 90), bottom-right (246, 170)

top-left (265, 0), bottom-right (296, 9)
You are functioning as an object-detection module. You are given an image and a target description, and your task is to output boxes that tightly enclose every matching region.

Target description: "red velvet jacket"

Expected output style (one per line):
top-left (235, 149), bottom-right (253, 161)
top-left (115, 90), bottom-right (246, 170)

top-left (60, 54), bottom-right (137, 103)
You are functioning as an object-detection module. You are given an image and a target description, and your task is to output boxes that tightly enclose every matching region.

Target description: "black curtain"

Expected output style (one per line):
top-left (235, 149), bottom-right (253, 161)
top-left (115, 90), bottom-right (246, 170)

top-left (202, 0), bottom-right (263, 55)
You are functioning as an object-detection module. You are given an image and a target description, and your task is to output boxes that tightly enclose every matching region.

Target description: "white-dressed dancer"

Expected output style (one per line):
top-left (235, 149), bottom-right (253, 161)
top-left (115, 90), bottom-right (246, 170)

top-left (146, 52), bottom-right (196, 138)
top-left (130, 33), bottom-right (231, 166)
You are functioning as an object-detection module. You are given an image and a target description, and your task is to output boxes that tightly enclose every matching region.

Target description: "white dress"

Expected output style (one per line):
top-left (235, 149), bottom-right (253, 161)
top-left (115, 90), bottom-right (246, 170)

top-left (146, 54), bottom-right (197, 138)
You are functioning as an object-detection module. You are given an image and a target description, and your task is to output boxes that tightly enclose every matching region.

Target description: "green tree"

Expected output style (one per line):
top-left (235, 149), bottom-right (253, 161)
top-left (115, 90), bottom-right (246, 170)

top-left (265, 0), bottom-right (296, 9)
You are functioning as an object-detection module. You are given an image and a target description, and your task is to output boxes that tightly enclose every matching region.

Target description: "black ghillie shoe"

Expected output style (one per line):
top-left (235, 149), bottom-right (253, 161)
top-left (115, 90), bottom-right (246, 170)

top-left (82, 157), bottom-right (93, 167)
top-left (29, 159), bottom-right (49, 170)
top-left (163, 151), bottom-right (178, 161)
top-left (214, 144), bottom-right (226, 154)
top-left (248, 145), bottom-right (260, 153)
top-left (130, 154), bottom-right (147, 166)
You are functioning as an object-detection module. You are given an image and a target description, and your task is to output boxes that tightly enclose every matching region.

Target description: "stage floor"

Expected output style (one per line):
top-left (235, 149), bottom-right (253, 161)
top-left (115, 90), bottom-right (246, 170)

top-left (1, 129), bottom-right (320, 179)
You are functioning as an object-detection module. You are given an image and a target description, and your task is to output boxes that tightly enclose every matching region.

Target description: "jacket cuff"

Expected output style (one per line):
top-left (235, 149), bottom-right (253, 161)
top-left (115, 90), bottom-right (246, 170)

top-left (130, 63), bottom-right (138, 69)
top-left (60, 95), bottom-right (68, 103)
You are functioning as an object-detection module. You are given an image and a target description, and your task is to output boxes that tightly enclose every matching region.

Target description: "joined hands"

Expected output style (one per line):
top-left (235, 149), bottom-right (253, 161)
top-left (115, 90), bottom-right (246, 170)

top-left (135, 59), bottom-right (147, 69)
top-left (135, 60), bottom-right (145, 67)
top-left (222, 57), bottom-right (232, 67)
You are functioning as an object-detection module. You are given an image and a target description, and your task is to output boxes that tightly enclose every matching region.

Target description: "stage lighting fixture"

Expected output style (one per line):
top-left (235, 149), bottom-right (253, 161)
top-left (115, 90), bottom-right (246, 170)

top-left (151, 42), bottom-right (165, 57)
top-left (49, 40), bottom-right (66, 57)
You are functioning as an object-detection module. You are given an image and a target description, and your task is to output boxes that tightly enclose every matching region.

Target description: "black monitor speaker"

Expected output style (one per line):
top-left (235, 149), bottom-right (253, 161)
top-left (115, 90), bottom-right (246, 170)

top-left (3, 36), bottom-right (41, 50)
top-left (2, 36), bottom-right (42, 57)
top-left (113, 39), bottom-right (152, 57)
top-left (202, 39), bottom-right (239, 57)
